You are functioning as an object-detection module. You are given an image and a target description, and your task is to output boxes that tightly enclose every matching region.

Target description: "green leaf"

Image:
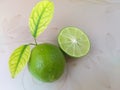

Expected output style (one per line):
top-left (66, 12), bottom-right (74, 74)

top-left (29, 0), bottom-right (54, 38)
top-left (9, 45), bottom-right (31, 78)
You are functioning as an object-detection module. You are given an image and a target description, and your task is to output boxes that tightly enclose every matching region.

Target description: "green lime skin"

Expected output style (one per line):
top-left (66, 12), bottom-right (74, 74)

top-left (28, 43), bottom-right (66, 82)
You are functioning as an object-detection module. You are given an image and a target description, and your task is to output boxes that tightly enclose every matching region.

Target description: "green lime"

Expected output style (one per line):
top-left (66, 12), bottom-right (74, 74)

top-left (28, 43), bottom-right (65, 82)
top-left (58, 26), bottom-right (90, 58)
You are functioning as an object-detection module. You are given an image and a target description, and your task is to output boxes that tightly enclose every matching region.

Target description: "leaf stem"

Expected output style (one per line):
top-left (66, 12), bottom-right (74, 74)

top-left (28, 43), bottom-right (36, 46)
top-left (34, 38), bottom-right (38, 45)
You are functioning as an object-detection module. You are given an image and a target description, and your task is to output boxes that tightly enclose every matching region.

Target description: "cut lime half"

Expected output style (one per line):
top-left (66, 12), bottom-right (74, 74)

top-left (58, 26), bottom-right (90, 58)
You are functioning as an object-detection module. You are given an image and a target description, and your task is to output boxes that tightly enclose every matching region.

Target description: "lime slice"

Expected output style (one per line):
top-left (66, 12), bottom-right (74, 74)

top-left (58, 26), bottom-right (90, 58)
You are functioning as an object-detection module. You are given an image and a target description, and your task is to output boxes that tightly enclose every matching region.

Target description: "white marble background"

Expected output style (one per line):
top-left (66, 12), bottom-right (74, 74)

top-left (0, 0), bottom-right (120, 90)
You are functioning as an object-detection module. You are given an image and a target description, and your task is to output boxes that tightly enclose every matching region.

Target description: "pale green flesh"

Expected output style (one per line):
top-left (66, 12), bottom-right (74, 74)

top-left (58, 27), bottom-right (90, 58)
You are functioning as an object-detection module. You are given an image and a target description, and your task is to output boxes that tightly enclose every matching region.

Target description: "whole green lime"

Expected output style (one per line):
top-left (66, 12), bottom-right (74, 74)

top-left (28, 43), bottom-right (66, 82)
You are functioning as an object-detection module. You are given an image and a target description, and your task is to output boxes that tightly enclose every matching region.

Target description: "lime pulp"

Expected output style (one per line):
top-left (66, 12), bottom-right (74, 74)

top-left (58, 26), bottom-right (90, 58)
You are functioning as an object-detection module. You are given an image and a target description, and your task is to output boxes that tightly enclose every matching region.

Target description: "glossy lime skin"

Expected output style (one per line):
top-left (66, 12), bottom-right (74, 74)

top-left (28, 43), bottom-right (66, 82)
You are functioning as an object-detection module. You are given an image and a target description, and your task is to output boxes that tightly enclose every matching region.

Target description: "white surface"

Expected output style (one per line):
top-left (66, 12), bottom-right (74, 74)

top-left (0, 0), bottom-right (120, 90)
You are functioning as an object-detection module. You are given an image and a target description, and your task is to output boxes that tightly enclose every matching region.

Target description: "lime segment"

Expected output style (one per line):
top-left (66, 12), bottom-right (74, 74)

top-left (58, 26), bottom-right (90, 58)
